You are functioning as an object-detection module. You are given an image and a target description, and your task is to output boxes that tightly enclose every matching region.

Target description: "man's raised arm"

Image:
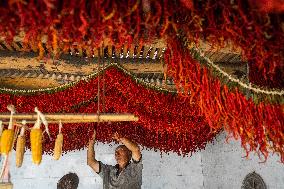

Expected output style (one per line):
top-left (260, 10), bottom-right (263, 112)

top-left (87, 131), bottom-right (100, 173)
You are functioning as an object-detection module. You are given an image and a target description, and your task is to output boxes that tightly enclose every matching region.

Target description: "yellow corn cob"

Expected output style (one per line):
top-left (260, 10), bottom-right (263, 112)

top-left (0, 120), bottom-right (3, 151)
top-left (30, 128), bottom-right (42, 165)
top-left (0, 129), bottom-right (15, 155)
top-left (16, 127), bottom-right (26, 168)
top-left (16, 135), bottom-right (26, 167)
top-left (53, 133), bottom-right (63, 160)
top-left (1, 104), bottom-right (16, 155)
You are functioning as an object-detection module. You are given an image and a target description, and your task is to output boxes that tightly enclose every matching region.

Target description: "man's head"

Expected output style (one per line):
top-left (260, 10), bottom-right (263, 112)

top-left (115, 145), bottom-right (132, 167)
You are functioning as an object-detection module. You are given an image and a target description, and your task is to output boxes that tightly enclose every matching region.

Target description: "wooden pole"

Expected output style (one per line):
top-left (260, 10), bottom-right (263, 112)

top-left (0, 113), bottom-right (139, 124)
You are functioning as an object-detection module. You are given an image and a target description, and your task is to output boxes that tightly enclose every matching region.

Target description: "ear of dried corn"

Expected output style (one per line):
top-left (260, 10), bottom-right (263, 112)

top-left (1, 105), bottom-right (16, 155)
top-left (53, 121), bottom-right (63, 160)
top-left (0, 120), bottom-right (3, 136)
top-left (30, 128), bottom-right (42, 165)
top-left (53, 133), bottom-right (63, 160)
top-left (30, 113), bottom-right (43, 165)
top-left (0, 120), bottom-right (4, 151)
top-left (16, 126), bottom-right (26, 168)
top-left (0, 129), bottom-right (14, 155)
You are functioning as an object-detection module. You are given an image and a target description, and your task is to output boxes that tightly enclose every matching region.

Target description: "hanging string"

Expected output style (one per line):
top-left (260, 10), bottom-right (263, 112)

top-left (163, 54), bottom-right (168, 89)
top-left (102, 45), bottom-right (106, 113)
top-left (97, 47), bottom-right (101, 126)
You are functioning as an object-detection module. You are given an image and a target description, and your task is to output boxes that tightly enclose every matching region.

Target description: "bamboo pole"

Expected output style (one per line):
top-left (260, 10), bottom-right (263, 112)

top-left (0, 113), bottom-right (139, 124)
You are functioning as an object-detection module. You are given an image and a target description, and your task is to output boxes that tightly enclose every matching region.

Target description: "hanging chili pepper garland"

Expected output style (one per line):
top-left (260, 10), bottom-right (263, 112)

top-left (0, 63), bottom-right (282, 162)
top-left (0, 66), bottom-right (217, 156)
top-left (165, 36), bottom-right (284, 163)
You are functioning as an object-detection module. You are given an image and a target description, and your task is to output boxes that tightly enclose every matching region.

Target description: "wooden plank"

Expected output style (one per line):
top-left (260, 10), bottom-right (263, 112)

top-left (215, 52), bottom-right (226, 62)
top-left (142, 46), bottom-right (151, 58)
top-left (135, 45), bottom-right (143, 58)
top-left (108, 45), bottom-right (113, 57)
top-left (129, 44), bottom-right (135, 58)
top-left (93, 47), bottom-right (99, 57)
top-left (149, 47), bottom-right (156, 59)
top-left (85, 47), bottom-right (93, 57)
top-left (220, 53), bottom-right (232, 62)
top-left (2, 42), bottom-right (14, 51)
top-left (123, 44), bottom-right (128, 58)
top-left (156, 48), bottom-right (163, 59)
top-left (69, 46), bottom-right (76, 56)
top-left (0, 43), bottom-right (4, 50)
top-left (122, 63), bottom-right (163, 73)
top-left (77, 46), bottom-right (83, 56)
top-left (115, 46), bottom-right (121, 58)
top-left (12, 42), bottom-right (22, 51)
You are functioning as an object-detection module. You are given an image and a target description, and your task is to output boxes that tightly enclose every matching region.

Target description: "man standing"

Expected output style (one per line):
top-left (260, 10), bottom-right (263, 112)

top-left (87, 131), bottom-right (142, 189)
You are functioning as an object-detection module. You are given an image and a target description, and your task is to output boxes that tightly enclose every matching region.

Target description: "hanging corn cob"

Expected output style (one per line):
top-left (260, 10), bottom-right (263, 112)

top-left (30, 108), bottom-right (45, 165)
top-left (30, 108), bottom-right (42, 165)
top-left (0, 105), bottom-right (15, 155)
top-left (15, 120), bottom-right (26, 168)
top-left (0, 120), bottom-right (3, 150)
top-left (30, 107), bottom-right (50, 165)
top-left (0, 121), bottom-right (3, 137)
top-left (53, 121), bottom-right (63, 160)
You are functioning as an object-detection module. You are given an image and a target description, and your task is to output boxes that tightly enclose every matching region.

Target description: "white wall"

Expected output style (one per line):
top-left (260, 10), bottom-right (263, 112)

top-left (8, 143), bottom-right (203, 189)
top-left (202, 132), bottom-right (284, 189)
top-left (4, 132), bottom-right (284, 189)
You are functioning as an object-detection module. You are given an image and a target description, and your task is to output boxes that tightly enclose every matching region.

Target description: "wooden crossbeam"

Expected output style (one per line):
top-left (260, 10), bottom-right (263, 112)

top-left (0, 113), bottom-right (139, 124)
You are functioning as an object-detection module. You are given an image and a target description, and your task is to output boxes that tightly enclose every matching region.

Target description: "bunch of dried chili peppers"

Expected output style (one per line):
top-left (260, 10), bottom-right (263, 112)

top-left (0, 0), bottom-right (283, 162)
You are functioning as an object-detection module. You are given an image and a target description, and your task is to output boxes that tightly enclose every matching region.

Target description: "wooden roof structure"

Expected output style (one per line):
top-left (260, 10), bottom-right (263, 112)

top-left (0, 38), bottom-right (246, 90)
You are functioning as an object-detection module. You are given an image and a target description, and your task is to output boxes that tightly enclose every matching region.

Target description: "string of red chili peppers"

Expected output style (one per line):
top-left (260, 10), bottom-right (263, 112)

top-left (165, 36), bottom-right (284, 163)
top-left (0, 67), bottom-right (217, 157)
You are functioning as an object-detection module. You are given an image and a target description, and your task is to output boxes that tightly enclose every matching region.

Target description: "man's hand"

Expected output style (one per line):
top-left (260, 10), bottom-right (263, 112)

top-left (113, 132), bottom-right (121, 142)
top-left (89, 130), bottom-right (96, 144)
top-left (112, 132), bottom-right (142, 162)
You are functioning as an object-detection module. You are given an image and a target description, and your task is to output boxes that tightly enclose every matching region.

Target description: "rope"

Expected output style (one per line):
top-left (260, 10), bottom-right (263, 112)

top-left (193, 47), bottom-right (284, 96)
top-left (102, 46), bottom-right (106, 113)
top-left (97, 47), bottom-right (101, 126)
